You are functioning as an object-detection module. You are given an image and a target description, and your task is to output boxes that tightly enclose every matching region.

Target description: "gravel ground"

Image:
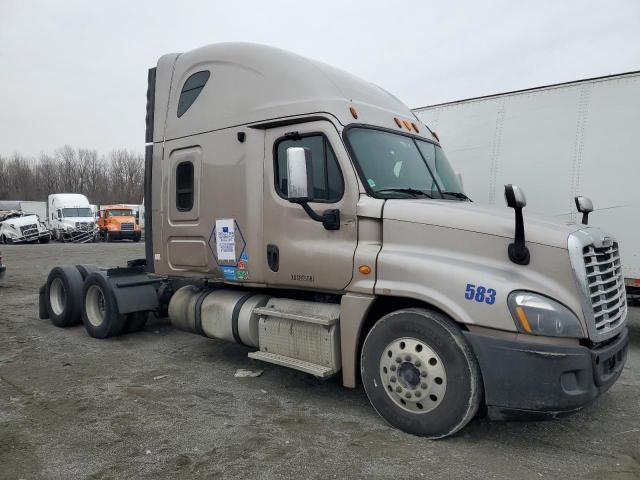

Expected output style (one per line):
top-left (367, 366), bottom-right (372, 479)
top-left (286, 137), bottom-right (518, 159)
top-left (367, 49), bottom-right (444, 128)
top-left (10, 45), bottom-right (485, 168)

top-left (0, 243), bottom-right (639, 480)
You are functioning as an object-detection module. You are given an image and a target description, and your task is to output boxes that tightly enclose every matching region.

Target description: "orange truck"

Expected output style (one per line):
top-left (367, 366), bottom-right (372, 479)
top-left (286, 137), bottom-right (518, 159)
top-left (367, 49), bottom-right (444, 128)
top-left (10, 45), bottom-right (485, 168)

top-left (96, 205), bottom-right (141, 242)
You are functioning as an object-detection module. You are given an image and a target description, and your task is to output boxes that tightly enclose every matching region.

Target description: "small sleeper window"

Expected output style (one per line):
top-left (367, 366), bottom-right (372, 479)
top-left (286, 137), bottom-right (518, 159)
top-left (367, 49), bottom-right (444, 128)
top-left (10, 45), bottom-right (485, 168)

top-left (176, 161), bottom-right (194, 211)
top-left (177, 71), bottom-right (210, 118)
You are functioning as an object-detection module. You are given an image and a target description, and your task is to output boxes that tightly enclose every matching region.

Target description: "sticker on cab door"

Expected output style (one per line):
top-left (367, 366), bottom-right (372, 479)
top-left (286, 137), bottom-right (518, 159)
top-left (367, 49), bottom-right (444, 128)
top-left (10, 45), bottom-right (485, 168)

top-left (464, 283), bottom-right (497, 305)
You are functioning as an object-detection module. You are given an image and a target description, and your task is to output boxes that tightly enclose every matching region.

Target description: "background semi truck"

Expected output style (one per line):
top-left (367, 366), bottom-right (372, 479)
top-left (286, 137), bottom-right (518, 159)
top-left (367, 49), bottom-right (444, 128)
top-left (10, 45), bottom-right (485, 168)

top-left (95, 205), bottom-right (142, 242)
top-left (47, 193), bottom-right (98, 242)
top-left (413, 71), bottom-right (640, 302)
top-left (38, 43), bottom-right (628, 438)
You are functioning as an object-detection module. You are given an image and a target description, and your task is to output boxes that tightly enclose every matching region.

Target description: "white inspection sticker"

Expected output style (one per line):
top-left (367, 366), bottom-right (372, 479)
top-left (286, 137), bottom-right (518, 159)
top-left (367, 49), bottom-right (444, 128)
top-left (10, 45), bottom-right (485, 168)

top-left (215, 218), bottom-right (236, 261)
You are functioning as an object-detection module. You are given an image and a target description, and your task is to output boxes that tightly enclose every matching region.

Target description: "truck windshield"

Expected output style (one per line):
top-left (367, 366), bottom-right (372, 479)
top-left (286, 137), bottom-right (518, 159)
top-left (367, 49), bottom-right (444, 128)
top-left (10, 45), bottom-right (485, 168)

top-left (107, 210), bottom-right (133, 217)
top-left (345, 127), bottom-right (467, 200)
top-left (61, 208), bottom-right (92, 217)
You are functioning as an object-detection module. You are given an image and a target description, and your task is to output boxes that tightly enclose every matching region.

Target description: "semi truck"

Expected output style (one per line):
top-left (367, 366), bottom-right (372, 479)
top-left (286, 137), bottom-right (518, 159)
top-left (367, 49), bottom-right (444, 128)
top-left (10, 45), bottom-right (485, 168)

top-left (47, 194), bottom-right (98, 243)
top-left (38, 43), bottom-right (628, 438)
top-left (0, 210), bottom-right (50, 244)
top-left (413, 71), bottom-right (640, 302)
top-left (96, 205), bottom-right (142, 242)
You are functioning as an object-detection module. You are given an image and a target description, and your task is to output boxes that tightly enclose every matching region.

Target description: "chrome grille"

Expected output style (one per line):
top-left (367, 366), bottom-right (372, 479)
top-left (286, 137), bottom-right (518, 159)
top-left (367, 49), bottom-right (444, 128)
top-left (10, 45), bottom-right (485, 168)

top-left (121, 222), bottom-right (134, 231)
top-left (582, 242), bottom-right (626, 335)
top-left (19, 224), bottom-right (39, 239)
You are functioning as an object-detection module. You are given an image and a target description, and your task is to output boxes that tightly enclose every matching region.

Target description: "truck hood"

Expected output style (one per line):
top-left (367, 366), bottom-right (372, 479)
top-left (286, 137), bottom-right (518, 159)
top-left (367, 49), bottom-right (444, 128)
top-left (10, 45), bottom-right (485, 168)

top-left (383, 199), bottom-right (580, 249)
top-left (109, 216), bottom-right (136, 224)
top-left (61, 217), bottom-right (95, 226)
top-left (1, 214), bottom-right (41, 228)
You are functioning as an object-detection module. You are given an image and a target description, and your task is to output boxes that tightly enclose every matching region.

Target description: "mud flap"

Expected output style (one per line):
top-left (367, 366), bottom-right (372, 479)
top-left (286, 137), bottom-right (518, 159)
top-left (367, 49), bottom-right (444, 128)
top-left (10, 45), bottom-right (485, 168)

top-left (105, 268), bottom-right (160, 314)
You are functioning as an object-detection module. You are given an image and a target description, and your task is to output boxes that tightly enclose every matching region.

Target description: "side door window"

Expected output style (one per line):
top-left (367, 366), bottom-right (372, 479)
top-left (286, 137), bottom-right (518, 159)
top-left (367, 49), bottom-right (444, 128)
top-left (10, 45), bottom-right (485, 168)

top-left (274, 134), bottom-right (344, 203)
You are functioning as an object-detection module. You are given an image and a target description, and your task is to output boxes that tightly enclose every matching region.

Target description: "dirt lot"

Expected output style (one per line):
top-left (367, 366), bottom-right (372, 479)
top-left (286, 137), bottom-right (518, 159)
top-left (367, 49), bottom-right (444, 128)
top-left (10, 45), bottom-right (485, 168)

top-left (0, 243), bottom-right (639, 479)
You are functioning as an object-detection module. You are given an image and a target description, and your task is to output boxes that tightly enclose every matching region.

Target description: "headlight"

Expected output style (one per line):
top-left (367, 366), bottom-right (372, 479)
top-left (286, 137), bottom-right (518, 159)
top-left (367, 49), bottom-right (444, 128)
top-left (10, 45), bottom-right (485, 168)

top-left (508, 291), bottom-right (583, 338)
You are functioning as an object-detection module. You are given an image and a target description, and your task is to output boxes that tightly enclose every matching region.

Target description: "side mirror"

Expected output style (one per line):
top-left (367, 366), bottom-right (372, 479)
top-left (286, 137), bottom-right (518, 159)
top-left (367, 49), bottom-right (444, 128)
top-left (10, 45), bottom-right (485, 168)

top-left (286, 147), bottom-right (314, 203)
top-left (504, 184), bottom-right (527, 208)
top-left (574, 196), bottom-right (593, 225)
top-left (504, 184), bottom-right (530, 265)
top-left (284, 146), bottom-right (340, 231)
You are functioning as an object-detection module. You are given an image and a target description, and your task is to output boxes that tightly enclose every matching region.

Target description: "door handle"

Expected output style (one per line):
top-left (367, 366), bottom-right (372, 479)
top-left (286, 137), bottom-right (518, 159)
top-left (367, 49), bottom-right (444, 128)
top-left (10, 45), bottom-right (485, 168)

top-left (267, 244), bottom-right (279, 272)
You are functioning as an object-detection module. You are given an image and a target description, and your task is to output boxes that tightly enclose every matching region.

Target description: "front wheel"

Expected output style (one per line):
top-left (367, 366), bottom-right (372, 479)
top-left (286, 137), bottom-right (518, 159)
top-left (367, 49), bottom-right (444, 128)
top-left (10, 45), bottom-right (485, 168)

top-left (361, 308), bottom-right (482, 439)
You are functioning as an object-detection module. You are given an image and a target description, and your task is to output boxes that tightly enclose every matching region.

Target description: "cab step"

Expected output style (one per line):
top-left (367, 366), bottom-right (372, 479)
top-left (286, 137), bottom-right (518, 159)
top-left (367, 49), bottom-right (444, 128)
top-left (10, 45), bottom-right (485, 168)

top-left (248, 351), bottom-right (335, 378)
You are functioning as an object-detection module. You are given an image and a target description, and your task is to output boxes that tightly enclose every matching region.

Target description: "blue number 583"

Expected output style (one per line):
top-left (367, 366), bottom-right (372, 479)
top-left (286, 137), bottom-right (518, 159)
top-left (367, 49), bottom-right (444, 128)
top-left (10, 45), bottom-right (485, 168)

top-left (465, 284), bottom-right (496, 305)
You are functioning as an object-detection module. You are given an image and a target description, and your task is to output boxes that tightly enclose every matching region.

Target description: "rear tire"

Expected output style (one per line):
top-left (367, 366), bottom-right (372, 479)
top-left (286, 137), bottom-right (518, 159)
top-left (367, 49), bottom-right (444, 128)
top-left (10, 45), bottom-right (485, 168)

top-left (45, 266), bottom-right (84, 327)
top-left (361, 308), bottom-right (482, 439)
top-left (81, 272), bottom-right (127, 338)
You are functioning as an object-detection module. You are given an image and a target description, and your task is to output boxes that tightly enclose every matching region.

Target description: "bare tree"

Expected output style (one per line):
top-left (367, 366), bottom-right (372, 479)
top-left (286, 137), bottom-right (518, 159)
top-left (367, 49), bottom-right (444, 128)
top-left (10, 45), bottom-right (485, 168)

top-left (0, 145), bottom-right (144, 203)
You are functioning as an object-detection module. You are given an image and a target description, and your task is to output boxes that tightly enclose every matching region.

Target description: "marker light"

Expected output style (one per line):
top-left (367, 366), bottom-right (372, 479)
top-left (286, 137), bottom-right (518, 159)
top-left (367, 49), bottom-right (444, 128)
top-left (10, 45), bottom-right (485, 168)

top-left (411, 122), bottom-right (420, 133)
top-left (432, 131), bottom-right (440, 142)
top-left (394, 117), bottom-right (402, 128)
top-left (349, 106), bottom-right (358, 119)
top-left (508, 291), bottom-right (583, 338)
top-left (402, 119), bottom-right (412, 130)
top-left (358, 265), bottom-right (372, 275)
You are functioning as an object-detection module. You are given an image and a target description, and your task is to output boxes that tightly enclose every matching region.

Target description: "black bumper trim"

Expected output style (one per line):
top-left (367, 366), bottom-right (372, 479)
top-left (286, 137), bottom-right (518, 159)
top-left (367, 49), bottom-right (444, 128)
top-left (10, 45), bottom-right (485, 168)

top-left (463, 328), bottom-right (628, 418)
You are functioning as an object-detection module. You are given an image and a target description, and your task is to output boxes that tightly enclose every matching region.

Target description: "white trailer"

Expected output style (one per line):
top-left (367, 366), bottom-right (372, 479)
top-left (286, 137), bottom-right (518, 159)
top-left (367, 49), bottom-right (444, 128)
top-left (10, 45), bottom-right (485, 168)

top-left (413, 71), bottom-right (640, 296)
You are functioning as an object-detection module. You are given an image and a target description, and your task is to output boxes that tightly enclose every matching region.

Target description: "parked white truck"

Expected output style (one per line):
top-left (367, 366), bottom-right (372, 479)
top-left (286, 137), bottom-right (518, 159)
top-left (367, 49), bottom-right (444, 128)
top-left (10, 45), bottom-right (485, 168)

top-left (38, 43), bottom-right (628, 438)
top-left (0, 210), bottom-right (50, 244)
top-left (47, 194), bottom-right (98, 243)
top-left (413, 71), bottom-right (640, 302)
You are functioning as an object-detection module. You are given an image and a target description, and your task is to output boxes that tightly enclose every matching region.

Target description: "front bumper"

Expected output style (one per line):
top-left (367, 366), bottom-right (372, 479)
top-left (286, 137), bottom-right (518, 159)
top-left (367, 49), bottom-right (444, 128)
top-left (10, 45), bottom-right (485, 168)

top-left (463, 328), bottom-right (628, 420)
top-left (107, 230), bottom-right (141, 241)
top-left (62, 228), bottom-right (97, 243)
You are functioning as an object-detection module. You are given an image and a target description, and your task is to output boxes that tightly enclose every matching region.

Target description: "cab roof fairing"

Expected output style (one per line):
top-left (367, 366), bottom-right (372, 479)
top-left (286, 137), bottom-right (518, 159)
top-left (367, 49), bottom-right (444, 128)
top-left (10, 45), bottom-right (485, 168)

top-left (153, 43), bottom-right (436, 143)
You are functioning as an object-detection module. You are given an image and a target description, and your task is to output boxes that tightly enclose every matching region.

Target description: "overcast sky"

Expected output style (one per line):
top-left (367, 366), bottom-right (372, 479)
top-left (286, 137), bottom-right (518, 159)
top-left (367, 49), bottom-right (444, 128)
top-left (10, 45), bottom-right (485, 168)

top-left (1, 0), bottom-right (639, 158)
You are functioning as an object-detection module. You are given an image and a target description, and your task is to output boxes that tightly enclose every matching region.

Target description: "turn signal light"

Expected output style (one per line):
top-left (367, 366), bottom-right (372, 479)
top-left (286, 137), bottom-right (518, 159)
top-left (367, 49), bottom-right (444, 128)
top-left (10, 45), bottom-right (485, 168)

top-left (514, 306), bottom-right (532, 333)
top-left (358, 265), bottom-right (372, 275)
top-left (349, 106), bottom-right (358, 119)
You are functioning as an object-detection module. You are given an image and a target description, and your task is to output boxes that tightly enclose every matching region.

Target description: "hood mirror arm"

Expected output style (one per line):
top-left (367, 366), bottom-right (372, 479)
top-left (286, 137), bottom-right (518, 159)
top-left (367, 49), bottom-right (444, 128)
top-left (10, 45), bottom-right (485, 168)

top-left (504, 184), bottom-right (530, 266)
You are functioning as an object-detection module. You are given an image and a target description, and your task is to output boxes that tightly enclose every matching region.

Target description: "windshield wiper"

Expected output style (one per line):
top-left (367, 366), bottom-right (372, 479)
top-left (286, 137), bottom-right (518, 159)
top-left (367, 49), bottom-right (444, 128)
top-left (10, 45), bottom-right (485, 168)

top-left (375, 188), bottom-right (433, 198)
top-left (441, 191), bottom-right (471, 201)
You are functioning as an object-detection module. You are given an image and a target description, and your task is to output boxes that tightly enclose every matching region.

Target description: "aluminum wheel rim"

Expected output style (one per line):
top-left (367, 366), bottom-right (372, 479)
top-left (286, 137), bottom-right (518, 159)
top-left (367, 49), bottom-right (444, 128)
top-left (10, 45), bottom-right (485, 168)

top-left (49, 277), bottom-right (66, 316)
top-left (85, 284), bottom-right (106, 327)
top-left (379, 337), bottom-right (447, 414)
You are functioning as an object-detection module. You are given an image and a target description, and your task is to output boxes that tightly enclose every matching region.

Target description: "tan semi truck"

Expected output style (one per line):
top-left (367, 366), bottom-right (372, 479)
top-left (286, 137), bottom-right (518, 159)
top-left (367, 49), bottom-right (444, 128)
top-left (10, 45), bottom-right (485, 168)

top-left (38, 43), bottom-right (628, 438)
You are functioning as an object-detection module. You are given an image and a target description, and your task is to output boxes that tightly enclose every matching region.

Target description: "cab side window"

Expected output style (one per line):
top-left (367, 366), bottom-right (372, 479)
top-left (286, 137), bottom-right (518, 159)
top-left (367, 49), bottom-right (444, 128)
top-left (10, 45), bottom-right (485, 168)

top-left (275, 134), bottom-right (343, 202)
top-left (176, 161), bottom-right (194, 211)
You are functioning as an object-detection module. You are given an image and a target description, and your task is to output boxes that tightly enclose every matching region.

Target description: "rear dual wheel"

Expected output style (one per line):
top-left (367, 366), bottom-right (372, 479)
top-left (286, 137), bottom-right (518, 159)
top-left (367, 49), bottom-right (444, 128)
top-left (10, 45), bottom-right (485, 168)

top-left (361, 308), bottom-right (482, 439)
top-left (81, 273), bottom-right (148, 338)
top-left (45, 266), bottom-right (84, 327)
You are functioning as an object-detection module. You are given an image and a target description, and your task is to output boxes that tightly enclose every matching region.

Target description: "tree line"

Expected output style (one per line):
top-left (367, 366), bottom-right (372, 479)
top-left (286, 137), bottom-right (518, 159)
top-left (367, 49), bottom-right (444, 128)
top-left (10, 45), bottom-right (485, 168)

top-left (0, 146), bottom-right (144, 205)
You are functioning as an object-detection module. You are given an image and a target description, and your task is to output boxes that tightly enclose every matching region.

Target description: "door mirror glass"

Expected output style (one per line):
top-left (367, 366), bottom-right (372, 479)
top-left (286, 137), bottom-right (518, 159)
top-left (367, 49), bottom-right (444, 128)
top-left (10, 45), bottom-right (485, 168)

top-left (286, 147), bottom-right (314, 203)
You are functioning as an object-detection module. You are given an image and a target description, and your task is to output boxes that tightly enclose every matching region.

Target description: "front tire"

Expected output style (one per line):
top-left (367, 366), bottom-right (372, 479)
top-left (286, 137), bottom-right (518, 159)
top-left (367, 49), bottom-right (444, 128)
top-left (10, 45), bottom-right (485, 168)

top-left (361, 308), bottom-right (482, 438)
top-left (81, 272), bottom-right (127, 338)
top-left (39, 235), bottom-right (50, 244)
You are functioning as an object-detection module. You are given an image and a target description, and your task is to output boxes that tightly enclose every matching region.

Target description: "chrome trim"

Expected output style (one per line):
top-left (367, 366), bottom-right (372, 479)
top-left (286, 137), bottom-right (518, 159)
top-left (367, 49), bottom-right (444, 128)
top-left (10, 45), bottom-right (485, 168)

top-left (568, 228), bottom-right (627, 342)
